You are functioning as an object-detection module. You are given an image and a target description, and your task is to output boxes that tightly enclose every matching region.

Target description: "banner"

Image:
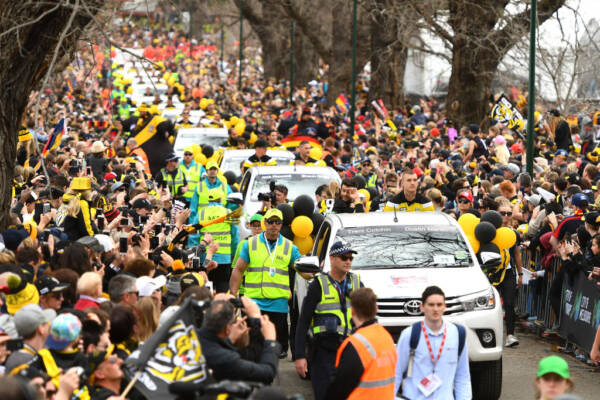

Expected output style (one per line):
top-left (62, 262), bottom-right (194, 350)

top-left (559, 271), bottom-right (600, 353)
top-left (125, 298), bottom-right (209, 399)
top-left (489, 94), bottom-right (526, 138)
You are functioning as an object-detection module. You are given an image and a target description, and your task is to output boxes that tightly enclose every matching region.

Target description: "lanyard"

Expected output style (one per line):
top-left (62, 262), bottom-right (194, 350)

top-left (263, 233), bottom-right (278, 275)
top-left (421, 322), bottom-right (446, 372)
top-left (328, 274), bottom-right (347, 298)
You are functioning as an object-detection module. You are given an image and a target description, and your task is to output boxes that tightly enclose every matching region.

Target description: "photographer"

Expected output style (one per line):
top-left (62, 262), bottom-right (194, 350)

top-left (199, 297), bottom-right (280, 384)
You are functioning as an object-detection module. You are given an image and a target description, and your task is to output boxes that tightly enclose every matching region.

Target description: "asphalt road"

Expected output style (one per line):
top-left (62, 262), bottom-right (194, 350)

top-left (274, 330), bottom-right (600, 399)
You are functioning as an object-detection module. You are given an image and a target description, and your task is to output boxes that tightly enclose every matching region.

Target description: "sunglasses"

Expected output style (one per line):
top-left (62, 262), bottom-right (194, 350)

top-left (265, 219), bottom-right (282, 225)
top-left (184, 153), bottom-right (193, 156)
top-left (500, 211), bottom-right (512, 216)
top-left (458, 198), bottom-right (471, 204)
top-left (339, 255), bottom-right (354, 261)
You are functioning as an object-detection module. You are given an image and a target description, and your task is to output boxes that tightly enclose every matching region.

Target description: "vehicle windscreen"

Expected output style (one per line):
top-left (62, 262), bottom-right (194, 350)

top-left (222, 155), bottom-right (293, 175)
top-left (250, 173), bottom-right (333, 201)
top-left (335, 225), bottom-right (470, 269)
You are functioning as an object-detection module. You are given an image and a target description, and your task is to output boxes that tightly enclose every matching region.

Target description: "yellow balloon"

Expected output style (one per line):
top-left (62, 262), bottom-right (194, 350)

top-left (200, 98), bottom-right (209, 110)
top-left (458, 213), bottom-right (479, 237)
top-left (248, 132), bottom-right (257, 145)
top-left (234, 120), bottom-right (246, 135)
top-left (261, 217), bottom-right (266, 231)
top-left (195, 153), bottom-right (207, 165)
top-left (309, 147), bottom-right (322, 160)
top-left (466, 234), bottom-right (480, 254)
top-left (291, 216), bottom-right (313, 238)
top-left (230, 116), bottom-right (239, 125)
top-left (492, 227), bottom-right (517, 250)
top-left (294, 235), bottom-right (314, 255)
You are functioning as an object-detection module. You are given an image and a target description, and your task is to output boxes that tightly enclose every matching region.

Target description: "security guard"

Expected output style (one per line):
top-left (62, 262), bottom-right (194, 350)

top-left (180, 146), bottom-right (205, 204)
top-left (294, 241), bottom-right (361, 400)
top-left (189, 160), bottom-right (231, 223)
top-left (154, 153), bottom-right (188, 200)
top-left (230, 208), bottom-right (301, 358)
top-left (325, 287), bottom-right (397, 400)
top-left (196, 188), bottom-right (233, 293)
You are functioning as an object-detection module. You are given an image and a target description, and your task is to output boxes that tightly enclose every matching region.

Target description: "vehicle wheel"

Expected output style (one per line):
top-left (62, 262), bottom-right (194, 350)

top-left (471, 358), bottom-right (502, 400)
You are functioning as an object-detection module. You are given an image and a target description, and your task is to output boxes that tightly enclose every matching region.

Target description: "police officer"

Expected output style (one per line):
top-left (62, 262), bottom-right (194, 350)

top-left (294, 241), bottom-right (361, 400)
top-left (230, 208), bottom-right (301, 358)
top-left (154, 153), bottom-right (187, 200)
top-left (196, 188), bottom-right (233, 293)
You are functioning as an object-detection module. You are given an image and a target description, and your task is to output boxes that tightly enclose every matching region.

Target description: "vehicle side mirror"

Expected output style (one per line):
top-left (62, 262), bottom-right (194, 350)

top-left (227, 192), bottom-right (243, 205)
top-left (295, 256), bottom-right (321, 274)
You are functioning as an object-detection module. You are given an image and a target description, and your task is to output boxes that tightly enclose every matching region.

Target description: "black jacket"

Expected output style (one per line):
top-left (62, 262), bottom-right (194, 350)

top-left (198, 327), bottom-right (281, 384)
top-left (332, 198), bottom-right (364, 214)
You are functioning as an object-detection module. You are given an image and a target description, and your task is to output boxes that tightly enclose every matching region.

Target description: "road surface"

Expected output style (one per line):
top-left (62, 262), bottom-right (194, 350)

top-left (275, 330), bottom-right (600, 399)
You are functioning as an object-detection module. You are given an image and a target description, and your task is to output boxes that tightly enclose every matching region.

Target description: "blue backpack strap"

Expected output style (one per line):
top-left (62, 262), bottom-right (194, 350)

top-left (402, 322), bottom-right (422, 379)
top-left (456, 323), bottom-right (466, 359)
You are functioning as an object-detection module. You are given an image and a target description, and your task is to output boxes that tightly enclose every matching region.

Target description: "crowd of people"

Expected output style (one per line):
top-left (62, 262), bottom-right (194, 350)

top-left (0, 7), bottom-right (598, 400)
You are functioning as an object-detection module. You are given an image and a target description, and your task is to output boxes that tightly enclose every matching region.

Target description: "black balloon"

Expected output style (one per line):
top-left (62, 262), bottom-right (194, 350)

top-left (293, 195), bottom-right (315, 217)
top-left (353, 174), bottom-right (366, 189)
top-left (280, 225), bottom-right (294, 240)
top-left (276, 203), bottom-right (295, 226)
top-left (481, 210), bottom-right (503, 229)
top-left (310, 212), bottom-right (325, 236)
top-left (202, 145), bottom-right (214, 158)
top-left (474, 221), bottom-right (496, 244)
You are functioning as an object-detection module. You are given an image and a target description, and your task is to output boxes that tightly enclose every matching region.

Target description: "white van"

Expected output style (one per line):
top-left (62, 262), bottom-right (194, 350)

top-left (296, 211), bottom-right (503, 400)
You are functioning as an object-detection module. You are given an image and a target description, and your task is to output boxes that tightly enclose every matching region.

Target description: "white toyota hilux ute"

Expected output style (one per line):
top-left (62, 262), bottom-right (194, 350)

top-left (295, 211), bottom-right (503, 400)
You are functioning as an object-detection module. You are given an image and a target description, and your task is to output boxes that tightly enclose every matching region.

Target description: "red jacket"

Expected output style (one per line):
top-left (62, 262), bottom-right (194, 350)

top-left (74, 297), bottom-right (100, 310)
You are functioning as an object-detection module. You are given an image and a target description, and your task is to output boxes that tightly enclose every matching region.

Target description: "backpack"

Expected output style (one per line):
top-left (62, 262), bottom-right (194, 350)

top-left (402, 321), bottom-right (466, 381)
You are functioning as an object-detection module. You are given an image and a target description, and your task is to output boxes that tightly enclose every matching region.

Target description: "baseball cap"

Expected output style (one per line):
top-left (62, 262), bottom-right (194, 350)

top-left (136, 275), bottom-right (167, 297)
top-left (458, 191), bottom-right (474, 203)
top-left (35, 275), bottom-right (69, 296)
top-left (132, 198), bottom-right (154, 210)
top-left (165, 153), bottom-right (179, 162)
top-left (45, 313), bottom-right (82, 350)
top-left (502, 163), bottom-right (520, 175)
top-left (249, 213), bottom-right (263, 224)
top-left (329, 241), bottom-right (357, 256)
top-left (88, 344), bottom-right (116, 384)
top-left (524, 194), bottom-right (541, 207)
top-left (95, 234), bottom-right (115, 252)
top-left (537, 355), bottom-right (570, 379)
top-left (77, 236), bottom-right (104, 253)
top-left (206, 160), bottom-right (219, 170)
top-left (179, 272), bottom-right (205, 293)
top-left (14, 304), bottom-right (56, 337)
top-left (110, 181), bottom-right (125, 192)
top-left (263, 208), bottom-right (283, 221)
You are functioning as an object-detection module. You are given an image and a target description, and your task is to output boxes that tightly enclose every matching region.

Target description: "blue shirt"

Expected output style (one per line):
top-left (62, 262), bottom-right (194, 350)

top-left (239, 232), bottom-right (301, 313)
top-left (394, 320), bottom-right (471, 400)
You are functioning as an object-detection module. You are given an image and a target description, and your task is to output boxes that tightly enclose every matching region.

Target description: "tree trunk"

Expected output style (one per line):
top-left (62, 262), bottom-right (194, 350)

top-left (292, 31), bottom-right (318, 87)
top-left (0, 1), bottom-right (102, 229)
top-left (326, 0), bottom-right (352, 104)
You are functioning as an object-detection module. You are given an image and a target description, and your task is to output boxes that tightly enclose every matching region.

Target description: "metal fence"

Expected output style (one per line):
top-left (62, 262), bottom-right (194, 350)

top-left (515, 248), bottom-right (561, 330)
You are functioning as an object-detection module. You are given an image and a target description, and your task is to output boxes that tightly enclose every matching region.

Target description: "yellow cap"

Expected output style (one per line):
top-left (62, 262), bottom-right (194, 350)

top-left (6, 283), bottom-right (39, 315)
top-left (264, 208), bottom-right (283, 220)
top-left (207, 188), bottom-right (224, 202)
top-left (206, 160), bottom-right (219, 170)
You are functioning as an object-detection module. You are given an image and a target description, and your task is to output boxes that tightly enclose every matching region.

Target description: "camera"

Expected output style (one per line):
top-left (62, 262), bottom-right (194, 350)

top-left (258, 181), bottom-right (277, 204)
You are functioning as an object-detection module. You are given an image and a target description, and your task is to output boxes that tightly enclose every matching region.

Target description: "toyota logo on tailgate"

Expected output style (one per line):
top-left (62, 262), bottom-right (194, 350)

top-left (404, 300), bottom-right (422, 316)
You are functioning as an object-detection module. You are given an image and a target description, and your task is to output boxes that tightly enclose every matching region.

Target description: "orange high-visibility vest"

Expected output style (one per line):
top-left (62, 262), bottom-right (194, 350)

top-left (335, 323), bottom-right (397, 400)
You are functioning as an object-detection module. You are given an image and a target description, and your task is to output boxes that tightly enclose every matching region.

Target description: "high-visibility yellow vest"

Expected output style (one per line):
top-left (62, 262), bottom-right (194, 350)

top-left (181, 163), bottom-right (202, 199)
top-left (311, 273), bottom-right (360, 336)
top-left (161, 167), bottom-right (185, 196)
top-left (245, 234), bottom-right (293, 300)
top-left (366, 173), bottom-right (377, 188)
top-left (199, 205), bottom-right (231, 256)
top-left (195, 178), bottom-right (227, 208)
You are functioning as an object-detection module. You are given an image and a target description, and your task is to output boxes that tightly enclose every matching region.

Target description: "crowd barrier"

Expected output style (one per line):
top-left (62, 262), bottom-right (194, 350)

top-left (515, 247), bottom-right (600, 354)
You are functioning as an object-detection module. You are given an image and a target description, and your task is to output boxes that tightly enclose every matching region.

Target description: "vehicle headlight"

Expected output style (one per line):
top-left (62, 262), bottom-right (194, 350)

top-left (458, 288), bottom-right (495, 311)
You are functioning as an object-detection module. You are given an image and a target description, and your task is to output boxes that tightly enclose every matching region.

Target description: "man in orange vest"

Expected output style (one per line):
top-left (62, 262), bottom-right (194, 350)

top-left (325, 287), bottom-right (397, 400)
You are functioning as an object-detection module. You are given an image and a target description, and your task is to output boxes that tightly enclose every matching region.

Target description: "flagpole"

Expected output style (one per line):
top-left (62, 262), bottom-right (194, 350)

top-left (349, 0), bottom-right (358, 139)
top-left (238, 2), bottom-right (243, 91)
top-left (526, 0), bottom-right (537, 176)
top-left (121, 370), bottom-right (142, 398)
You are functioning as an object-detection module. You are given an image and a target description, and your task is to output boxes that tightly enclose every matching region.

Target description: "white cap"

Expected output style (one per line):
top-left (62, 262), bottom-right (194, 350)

top-left (136, 275), bottom-right (166, 297)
